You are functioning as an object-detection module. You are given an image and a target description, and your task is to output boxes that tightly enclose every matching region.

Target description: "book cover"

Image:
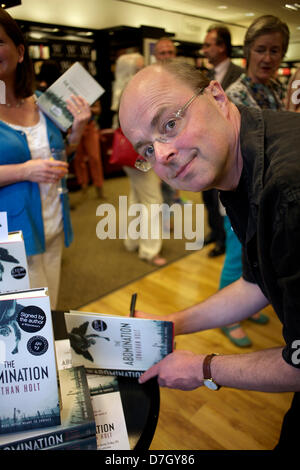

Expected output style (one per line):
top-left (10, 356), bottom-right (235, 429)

top-left (37, 61), bottom-right (105, 132)
top-left (0, 231), bottom-right (30, 294)
top-left (87, 374), bottom-right (130, 450)
top-left (64, 310), bottom-right (174, 377)
top-left (0, 366), bottom-right (96, 450)
top-left (0, 288), bottom-right (60, 434)
top-left (54, 339), bottom-right (130, 450)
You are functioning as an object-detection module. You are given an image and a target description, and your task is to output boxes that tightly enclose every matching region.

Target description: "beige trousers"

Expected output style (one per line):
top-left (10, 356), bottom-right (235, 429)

top-left (27, 231), bottom-right (64, 309)
top-left (123, 166), bottom-right (163, 261)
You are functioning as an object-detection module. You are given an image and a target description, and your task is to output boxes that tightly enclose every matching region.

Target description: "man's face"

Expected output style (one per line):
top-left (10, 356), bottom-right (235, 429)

top-left (120, 67), bottom-right (237, 192)
top-left (202, 30), bottom-right (224, 66)
top-left (155, 40), bottom-right (176, 62)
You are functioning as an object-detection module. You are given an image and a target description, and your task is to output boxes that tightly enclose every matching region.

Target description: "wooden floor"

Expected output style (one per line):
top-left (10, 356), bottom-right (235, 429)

top-left (80, 242), bottom-right (292, 450)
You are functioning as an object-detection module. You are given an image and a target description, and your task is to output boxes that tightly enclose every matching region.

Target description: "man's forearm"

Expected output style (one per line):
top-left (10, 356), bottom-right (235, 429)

top-left (139, 347), bottom-right (300, 393)
top-left (212, 348), bottom-right (300, 392)
top-left (170, 277), bottom-right (269, 335)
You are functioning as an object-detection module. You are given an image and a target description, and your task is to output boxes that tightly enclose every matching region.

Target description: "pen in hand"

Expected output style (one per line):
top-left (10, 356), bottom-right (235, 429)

top-left (130, 293), bottom-right (137, 317)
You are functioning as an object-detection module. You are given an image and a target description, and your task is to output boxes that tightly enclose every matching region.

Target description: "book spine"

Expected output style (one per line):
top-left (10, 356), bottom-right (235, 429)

top-left (44, 435), bottom-right (97, 450)
top-left (86, 367), bottom-right (143, 378)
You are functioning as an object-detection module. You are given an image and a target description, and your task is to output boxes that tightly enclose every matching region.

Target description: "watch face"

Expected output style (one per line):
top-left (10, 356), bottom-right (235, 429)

top-left (204, 379), bottom-right (219, 391)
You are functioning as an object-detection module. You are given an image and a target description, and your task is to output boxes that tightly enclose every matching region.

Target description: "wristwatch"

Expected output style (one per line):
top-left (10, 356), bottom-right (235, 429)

top-left (203, 353), bottom-right (221, 391)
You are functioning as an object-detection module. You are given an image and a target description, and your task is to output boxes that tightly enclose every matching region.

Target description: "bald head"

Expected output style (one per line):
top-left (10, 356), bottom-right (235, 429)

top-left (119, 62), bottom-right (210, 134)
top-left (119, 61), bottom-right (242, 193)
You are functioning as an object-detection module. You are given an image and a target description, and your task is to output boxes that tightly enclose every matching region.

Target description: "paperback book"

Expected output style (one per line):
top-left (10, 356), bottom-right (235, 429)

top-left (64, 310), bottom-right (174, 377)
top-left (55, 339), bottom-right (130, 450)
top-left (87, 374), bottom-right (130, 450)
top-left (0, 366), bottom-right (96, 450)
top-left (37, 61), bottom-right (105, 132)
top-left (0, 231), bottom-right (30, 294)
top-left (0, 288), bottom-right (60, 434)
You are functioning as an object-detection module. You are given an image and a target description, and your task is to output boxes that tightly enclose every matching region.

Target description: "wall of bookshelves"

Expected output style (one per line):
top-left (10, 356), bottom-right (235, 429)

top-left (18, 20), bottom-right (98, 78)
top-left (15, 20), bottom-right (300, 128)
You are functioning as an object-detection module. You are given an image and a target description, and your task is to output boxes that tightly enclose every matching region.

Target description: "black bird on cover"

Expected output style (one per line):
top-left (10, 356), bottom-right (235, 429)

top-left (68, 321), bottom-right (110, 362)
top-left (0, 247), bottom-right (19, 281)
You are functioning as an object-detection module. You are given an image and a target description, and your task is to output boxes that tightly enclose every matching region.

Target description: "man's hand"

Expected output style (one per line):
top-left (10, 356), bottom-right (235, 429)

top-left (138, 350), bottom-right (204, 390)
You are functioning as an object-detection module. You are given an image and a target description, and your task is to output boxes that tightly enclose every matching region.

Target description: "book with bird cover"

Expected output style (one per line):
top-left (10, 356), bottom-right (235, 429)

top-left (0, 366), bottom-right (96, 450)
top-left (0, 231), bottom-right (30, 294)
top-left (37, 61), bottom-right (105, 132)
top-left (0, 288), bottom-right (60, 434)
top-left (64, 310), bottom-right (174, 377)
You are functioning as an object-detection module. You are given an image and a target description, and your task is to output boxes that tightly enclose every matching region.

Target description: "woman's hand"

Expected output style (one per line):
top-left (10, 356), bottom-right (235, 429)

top-left (66, 95), bottom-right (91, 147)
top-left (23, 158), bottom-right (68, 184)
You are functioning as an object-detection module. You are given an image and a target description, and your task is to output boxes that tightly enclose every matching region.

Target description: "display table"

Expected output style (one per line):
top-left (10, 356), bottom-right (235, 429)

top-left (51, 310), bottom-right (160, 451)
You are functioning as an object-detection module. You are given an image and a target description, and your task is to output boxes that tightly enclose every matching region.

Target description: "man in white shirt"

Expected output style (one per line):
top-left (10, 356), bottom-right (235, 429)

top-left (201, 25), bottom-right (244, 257)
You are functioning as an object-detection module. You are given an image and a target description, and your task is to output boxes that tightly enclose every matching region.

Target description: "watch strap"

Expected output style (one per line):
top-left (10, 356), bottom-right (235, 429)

top-left (203, 353), bottom-right (218, 380)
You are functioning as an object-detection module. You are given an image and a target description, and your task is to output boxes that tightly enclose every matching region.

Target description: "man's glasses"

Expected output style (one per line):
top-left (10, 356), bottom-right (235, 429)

top-left (134, 87), bottom-right (205, 172)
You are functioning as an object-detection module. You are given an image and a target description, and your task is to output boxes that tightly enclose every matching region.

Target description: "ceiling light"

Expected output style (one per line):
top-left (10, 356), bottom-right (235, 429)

top-left (245, 12), bottom-right (255, 16)
top-left (285, 4), bottom-right (298, 10)
top-left (217, 5), bottom-right (228, 9)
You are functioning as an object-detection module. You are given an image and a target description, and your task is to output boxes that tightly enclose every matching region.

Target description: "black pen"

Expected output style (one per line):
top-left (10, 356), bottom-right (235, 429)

top-left (130, 293), bottom-right (137, 317)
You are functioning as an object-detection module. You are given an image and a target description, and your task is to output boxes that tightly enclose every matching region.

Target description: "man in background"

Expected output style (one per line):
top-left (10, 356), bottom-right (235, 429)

top-left (201, 25), bottom-right (244, 257)
top-left (154, 37), bottom-right (177, 62)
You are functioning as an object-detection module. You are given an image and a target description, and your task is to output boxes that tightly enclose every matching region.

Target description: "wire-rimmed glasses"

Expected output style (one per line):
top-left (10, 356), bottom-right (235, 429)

top-left (134, 87), bottom-right (205, 172)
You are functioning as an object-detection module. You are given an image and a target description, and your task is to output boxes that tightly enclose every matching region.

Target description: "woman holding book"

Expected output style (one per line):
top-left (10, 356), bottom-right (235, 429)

top-left (0, 7), bottom-right (91, 308)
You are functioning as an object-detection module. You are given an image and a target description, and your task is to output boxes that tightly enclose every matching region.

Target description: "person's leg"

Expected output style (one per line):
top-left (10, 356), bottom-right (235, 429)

top-left (219, 216), bottom-right (251, 347)
top-left (203, 189), bottom-right (225, 257)
top-left (124, 167), bottom-right (166, 265)
top-left (27, 231), bottom-right (64, 309)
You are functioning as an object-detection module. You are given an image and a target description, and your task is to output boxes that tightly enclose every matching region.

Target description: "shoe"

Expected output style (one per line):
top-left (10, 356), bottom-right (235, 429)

top-left (204, 233), bottom-right (216, 246)
top-left (208, 243), bottom-right (225, 257)
top-left (221, 324), bottom-right (252, 348)
top-left (248, 313), bottom-right (269, 324)
top-left (147, 255), bottom-right (167, 266)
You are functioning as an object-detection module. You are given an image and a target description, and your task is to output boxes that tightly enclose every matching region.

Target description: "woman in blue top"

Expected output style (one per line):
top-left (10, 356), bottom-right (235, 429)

top-left (0, 8), bottom-right (91, 308)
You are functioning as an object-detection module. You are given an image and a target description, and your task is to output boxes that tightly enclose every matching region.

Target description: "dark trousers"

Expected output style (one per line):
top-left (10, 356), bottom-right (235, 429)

top-left (202, 189), bottom-right (225, 245)
top-left (274, 392), bottom-right (300, 451)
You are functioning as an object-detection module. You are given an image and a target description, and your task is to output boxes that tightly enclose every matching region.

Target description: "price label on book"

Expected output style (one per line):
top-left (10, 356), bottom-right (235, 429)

top-left (0, 212), bottom-right (8, 242)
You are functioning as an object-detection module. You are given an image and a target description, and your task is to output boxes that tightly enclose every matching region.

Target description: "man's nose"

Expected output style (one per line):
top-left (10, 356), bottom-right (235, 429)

top-left (153, 140), bottom-right (177, 165)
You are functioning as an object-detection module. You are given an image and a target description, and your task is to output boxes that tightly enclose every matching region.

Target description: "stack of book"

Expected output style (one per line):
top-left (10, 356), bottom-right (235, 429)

top-left (0, 366), bottom-right (96, 450)
top-left (0, 231), bottom-right (30, 294)
top-left (0, 289), bottom-right (97, 450)
top-left (0, 228), bottom-right (173, 451)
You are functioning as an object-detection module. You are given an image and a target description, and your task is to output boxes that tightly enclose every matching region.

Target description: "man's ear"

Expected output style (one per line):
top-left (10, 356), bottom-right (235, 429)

top-left (206, 80), bottom-right (230, 117)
